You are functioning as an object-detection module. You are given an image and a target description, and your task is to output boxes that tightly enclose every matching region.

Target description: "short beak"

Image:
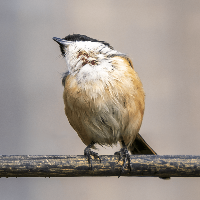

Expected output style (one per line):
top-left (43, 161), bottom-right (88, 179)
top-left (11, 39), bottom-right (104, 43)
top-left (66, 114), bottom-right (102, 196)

top-left (52, 37), bottom-right (72, 46)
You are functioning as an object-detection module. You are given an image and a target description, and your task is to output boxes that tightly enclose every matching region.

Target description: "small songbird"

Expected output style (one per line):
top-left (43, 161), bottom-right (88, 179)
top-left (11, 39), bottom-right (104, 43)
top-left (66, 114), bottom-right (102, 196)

top-left (53, 34), bottom-right (157, 170)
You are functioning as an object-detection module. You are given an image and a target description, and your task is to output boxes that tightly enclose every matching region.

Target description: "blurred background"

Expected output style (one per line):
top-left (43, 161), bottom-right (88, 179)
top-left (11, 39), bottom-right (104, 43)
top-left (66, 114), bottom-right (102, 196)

top-left (1, 0), bottom-right (200, 199)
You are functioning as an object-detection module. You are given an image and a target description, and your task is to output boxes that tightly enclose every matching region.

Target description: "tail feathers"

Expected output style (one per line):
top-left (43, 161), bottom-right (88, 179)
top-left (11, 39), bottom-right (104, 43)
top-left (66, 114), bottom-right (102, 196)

top-left (129, 133), bottom-right (157, 155)
top-left (129, 133), bottom-right (170, 180)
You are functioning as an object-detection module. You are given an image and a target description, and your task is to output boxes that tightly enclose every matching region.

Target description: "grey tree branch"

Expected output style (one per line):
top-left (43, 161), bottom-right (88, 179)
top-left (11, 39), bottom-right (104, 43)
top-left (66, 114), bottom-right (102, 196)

top-left (0, 155), bottom-right (199, 177)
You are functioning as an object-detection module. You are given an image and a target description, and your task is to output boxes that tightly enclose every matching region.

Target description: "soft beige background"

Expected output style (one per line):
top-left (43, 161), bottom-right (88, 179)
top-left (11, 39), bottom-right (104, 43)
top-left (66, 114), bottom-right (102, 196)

top-left (1, 0), bottom-right (200, 199)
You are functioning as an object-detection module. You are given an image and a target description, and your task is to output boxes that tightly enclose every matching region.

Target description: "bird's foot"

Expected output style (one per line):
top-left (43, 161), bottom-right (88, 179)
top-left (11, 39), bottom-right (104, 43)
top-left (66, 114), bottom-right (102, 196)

top-left (114, 147), bottom-right (131, 172)
top-left (84, 142), bottom-right (101, 169)
top-left (114, 142), bottom-right (131, 177)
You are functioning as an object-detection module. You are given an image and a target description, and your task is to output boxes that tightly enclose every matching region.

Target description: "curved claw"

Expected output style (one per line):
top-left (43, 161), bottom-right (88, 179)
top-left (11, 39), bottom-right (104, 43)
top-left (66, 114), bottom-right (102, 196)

top-left (114, 147), bottom-right (131, 172)
top-left (114, 141), bottom-right (131, 176)
top-left (84, 142), bottom-right (101, 169)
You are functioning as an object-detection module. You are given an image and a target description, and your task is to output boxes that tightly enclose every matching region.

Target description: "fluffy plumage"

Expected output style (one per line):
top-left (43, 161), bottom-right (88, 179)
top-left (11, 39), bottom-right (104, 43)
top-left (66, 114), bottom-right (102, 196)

top-left (53, 34), bottom-right (156, 155)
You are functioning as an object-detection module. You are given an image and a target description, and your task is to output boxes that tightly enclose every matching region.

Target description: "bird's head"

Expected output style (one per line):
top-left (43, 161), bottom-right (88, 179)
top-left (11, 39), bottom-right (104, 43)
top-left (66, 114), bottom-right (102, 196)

top-left (53, 34), bottom-right (122, 75)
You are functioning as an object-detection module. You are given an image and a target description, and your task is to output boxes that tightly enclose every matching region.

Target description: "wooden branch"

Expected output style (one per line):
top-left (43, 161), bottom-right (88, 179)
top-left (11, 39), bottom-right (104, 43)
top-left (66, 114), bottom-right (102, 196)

top-left (0, 155), bottom-right (200, 177)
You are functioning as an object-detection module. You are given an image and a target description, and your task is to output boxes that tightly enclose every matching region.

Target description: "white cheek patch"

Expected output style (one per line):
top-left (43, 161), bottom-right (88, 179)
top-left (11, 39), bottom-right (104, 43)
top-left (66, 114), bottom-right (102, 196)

top-left (64, 41), bottom-right (124, 86)
top-left (76, 62), bottom-right (111, 84)
top-left (68, 41), bottom-right (103, 53)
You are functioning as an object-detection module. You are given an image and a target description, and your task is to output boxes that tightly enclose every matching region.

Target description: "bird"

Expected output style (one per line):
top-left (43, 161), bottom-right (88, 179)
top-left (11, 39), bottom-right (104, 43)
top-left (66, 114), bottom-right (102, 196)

top-left (53, 34), bottom-right (158, 174)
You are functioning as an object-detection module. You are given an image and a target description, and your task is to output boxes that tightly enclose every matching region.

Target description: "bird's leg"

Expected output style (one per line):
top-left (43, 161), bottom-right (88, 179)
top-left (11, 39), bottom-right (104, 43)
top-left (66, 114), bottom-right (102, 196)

top-left (84, 141), bottom-right (101, 169)
top-left (114, 140), bottom-right (131, 174)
